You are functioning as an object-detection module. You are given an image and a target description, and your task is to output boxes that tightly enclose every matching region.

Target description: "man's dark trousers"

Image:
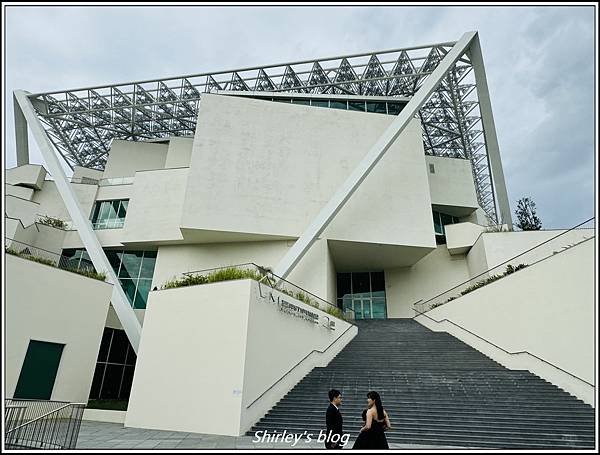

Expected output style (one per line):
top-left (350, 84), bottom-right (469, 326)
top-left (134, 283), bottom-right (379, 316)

top-left (325, 403), bottom-right (343, 449)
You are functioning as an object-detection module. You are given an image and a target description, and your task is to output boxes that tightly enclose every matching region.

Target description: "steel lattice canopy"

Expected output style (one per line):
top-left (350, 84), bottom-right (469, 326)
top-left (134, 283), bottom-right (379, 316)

top-left (26, 40), bottom-right (497, 222)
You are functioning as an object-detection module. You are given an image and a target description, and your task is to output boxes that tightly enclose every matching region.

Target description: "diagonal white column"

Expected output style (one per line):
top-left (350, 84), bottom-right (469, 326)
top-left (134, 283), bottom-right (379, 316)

top-left (467, 35), bottom-right (513, 229)
top-left (273, 31), bottom-right (478, 280)
top-left (14, 90), bottom-right (142, 353)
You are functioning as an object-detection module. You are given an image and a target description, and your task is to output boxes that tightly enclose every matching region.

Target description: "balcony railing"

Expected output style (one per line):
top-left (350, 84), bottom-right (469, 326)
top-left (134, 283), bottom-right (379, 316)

top-left (4, 399), bottom-right (85, 449)
top-left (169, 262), bottom-right (355, 321)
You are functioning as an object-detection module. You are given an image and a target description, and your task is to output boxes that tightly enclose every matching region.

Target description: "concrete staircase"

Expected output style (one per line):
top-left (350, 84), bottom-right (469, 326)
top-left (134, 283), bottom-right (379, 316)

top-left (248, 319), bottom-right (595, 449)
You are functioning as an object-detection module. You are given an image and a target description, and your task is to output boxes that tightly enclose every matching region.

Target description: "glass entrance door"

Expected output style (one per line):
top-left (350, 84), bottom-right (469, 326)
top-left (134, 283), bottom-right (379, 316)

top-left (337, 272), bottom-right (388, 320)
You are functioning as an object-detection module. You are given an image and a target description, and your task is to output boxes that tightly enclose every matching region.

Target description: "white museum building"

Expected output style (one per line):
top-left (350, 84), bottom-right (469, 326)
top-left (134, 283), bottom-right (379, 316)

top-left (3, 32), bottom-right (596, 449)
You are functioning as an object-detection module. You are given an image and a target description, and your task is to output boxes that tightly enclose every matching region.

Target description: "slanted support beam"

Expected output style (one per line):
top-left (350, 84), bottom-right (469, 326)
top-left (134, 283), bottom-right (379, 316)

top-left (14, 93), bottom-right (29, 166)
top-left (273, 31), bottom-right (478, 280)
top-left (14, 89), bottom-right (142, 353)
top-left (468, 35), bottom-right (513, 229)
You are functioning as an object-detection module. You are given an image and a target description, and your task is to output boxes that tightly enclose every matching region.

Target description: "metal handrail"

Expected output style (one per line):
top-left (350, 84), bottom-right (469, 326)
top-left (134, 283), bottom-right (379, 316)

top-left (412, 307), bottom-right (594, 388)
top-left (413, 217), bottom-right (595, 315)
top-left (6, 402), bottom-right (76, 434)
top-left (180, 262), bottom-right (355, 321)
top-left (245, 323), bottom-right (357, 409)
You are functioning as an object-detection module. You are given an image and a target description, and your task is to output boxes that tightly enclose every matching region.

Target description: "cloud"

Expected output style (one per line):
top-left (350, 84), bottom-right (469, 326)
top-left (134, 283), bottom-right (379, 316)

top-left (3, 5), bottom-right (595, 228)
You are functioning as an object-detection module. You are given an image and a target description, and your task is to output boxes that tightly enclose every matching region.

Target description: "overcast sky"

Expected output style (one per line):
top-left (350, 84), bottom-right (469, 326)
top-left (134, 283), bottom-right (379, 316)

top-left (4, 5), bottom-right (596, 229)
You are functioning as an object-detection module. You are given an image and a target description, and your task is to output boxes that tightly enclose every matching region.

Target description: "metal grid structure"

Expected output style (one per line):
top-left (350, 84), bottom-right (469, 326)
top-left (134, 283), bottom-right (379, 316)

top-left (25, 41), bottom-right (498, 221)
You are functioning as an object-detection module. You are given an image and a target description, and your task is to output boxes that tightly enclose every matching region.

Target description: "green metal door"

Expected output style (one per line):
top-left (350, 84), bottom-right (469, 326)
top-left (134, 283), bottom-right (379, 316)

top-left (14, 340), bottom-right (64, 400)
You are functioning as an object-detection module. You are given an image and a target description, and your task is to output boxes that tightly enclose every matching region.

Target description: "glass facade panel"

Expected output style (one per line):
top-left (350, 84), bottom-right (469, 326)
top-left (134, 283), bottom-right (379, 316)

top-left (120, 279), bottom-right (137, 304)
top-left (387, 102), bottom-right (404, 115)
top-left (366, 101), bottom-right (387, 113)
top-left (330, 100), bottom-right (348, 110)
top-left (90, 328), bottom-right (137, 401)
top-left (90, 199), bottom-right (129, 230)
top-left (134, 279), bottom-right (152, 309)
top-left (311, 99), bottom-right (329, 108)
top-left (292, 99), bottom-right (310, 105)
top-left (336, 271), bottom-right (387, 320)
top-left (140, 251), bottom-right (157, 278)
top-left (119, 251), bottom-right (143, 279)
top-left (348, 101), bottom-right (365, 112)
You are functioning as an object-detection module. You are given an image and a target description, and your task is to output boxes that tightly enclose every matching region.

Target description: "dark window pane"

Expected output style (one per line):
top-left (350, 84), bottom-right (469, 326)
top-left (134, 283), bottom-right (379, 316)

top-left (371, 272), bottom-right (385, 292)
top-left (292, 99), bottom-right (310, 105)
top-left (387, 102), bottom-right (404, 115)
top-left (97, 328), bottom-right (112, 362)
top-left (108, 330), bottom-right (128, 364)
top-left (119, 251), bottom-right (143, 278)
top-left (105, 250), bottom-right (122, 274)
top-left (311, 99), bottom-right (329, 108)
top-left (125, 346), bottom-right (137, 366)
top-left (367, 102), bottom-right (387, 114)
top-left (433, 211), bottom-right (443, 234)
top-left (336, 273), bottom-right (351, 299)
top-left (139, 252), bottom-right (157, 279)
top-left (89, 363), bottom-right (106, 399)
top-left (134, 279), bottom-right (152, 309)
top-left (274, 98), bottom-right (291, 103)
top-left (348, 101), bottom-right (365, 112)
top-left (101, 364), bottom-right (124, 399)
top-left (330, 100), bottom-right (347, 110)
top-left (119, 366), bottom-right (135, 400)
top-left (117, 200), bottom-right (128, 218)
top-left (441, 213), bottom-right (454, 227)
top-left (120, 279), bottom-right (137, 306)
top-left (352, 272), bottom-right (370, 294)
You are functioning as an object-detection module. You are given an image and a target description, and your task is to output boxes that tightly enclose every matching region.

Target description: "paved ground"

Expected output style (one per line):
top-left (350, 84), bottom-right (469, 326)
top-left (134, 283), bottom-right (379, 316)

top-left (76, 421), bottom-right (464, 450)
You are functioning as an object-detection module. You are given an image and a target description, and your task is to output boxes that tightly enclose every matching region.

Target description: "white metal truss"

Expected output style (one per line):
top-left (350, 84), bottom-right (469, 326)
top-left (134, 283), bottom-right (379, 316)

top-left (16, 36), bottom-right (509, 224)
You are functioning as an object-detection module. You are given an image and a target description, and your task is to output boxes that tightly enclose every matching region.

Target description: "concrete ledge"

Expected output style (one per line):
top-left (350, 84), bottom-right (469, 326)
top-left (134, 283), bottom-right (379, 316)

top-left (83, 409), bottom-right (127, 424)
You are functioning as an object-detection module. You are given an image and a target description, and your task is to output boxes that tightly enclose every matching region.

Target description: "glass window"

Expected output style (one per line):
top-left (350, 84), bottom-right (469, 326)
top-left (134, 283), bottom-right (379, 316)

top-left (125, 346), bottom-right (137, 366)
top-left (371, 272), bottom-right (385, 292)
top-left (90, 199), bottom-right (129, 230)
top-left (106, 250), bottom-right (122, 274)
top-left (372, 298), bottom-right (387, 319)
top-left (108, 330), bottom-right (128, 364)
top-left (366, 102), bottom-right (387, 114)
top-left (89, 363), bottom-right (105, 400)
top-left (119, 252), bottom-right (143, 279)
top-left (97, 329), bottom-right (112, 362)
top-left (139, 251), bottom-right (157, 279)
top-left (311, 99), bottom-right (329, 108)
top-left (120, 366), bottom-right (135, 399)
top-left (134, 279), bottom-right (152, 309)
top-left (336, 273), bottom-right (352, 299)
top-left (330, 100), bottom-right (348, 110)
top-left (433, 211), bottom-right (443, 235)
top-left (274, 98), bottom-right (291, 103)
top-left (101, 364), bottom-right (124, 399)
top-left (348, 101), bottom-right (366, 112)
top-left (119, 278), bottom-right (137, 305)
top-left (441, 213), bottom-right (454, 228)
top-left (292, 99), bottom-right (310, 105)
top-left (387, 102), bottom-right (404, 115)
top-left (352, 272), bottom-right (370, 294)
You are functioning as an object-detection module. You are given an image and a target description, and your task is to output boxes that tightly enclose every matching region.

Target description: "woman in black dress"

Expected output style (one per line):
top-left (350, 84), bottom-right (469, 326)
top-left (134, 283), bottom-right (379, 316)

top-left (352, 391), bottom-right (391, 449)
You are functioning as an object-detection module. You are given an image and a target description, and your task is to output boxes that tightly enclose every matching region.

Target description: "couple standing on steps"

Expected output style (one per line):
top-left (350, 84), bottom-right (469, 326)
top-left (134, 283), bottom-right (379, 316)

top-left (325, 389), bottom-right (391, 450)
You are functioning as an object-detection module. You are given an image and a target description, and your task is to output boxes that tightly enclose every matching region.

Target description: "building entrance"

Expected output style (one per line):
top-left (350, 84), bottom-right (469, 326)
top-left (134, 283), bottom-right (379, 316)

top-left (336, 271), bottom-right (387, 319)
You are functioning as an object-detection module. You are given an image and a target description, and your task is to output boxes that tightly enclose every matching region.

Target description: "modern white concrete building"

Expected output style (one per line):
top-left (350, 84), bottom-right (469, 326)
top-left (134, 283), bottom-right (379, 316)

top-left (4, 32), bottom-right (595, 440)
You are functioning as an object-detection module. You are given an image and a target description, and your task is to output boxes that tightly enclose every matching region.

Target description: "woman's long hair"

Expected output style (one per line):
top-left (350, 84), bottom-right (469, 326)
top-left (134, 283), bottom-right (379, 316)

top-left (367, 391), bottom-right (384, 421)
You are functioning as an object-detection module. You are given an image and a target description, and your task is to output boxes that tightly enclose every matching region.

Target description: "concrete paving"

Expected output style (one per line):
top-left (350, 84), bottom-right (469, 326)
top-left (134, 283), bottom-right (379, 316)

top-left (76, 421), bottom-right (469, 450)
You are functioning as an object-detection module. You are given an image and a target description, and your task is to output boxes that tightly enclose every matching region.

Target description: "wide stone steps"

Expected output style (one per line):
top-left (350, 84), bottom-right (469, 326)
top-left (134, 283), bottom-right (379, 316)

top-left (247, 319), bottom-right (595, 448)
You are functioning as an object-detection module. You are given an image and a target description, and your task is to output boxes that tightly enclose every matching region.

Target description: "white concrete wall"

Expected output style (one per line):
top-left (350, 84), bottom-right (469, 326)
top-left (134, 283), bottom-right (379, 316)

top-left (32, 180), bottom-right (98, 222)
top-left (5, 254), bottom-right (113, 402)
top-left (386, 245), bottom-right (471, 318)
top-left (6, 164), bottom-right (47, 189)
top-left (121, 168), bottom-right (188, 244)
top-left (478, 229), bottom-right (595, 273)
top-left (416, 238), bottom-right (595, 405)
top-left (445, 222), bottom-right (486, 255)
top-left (181, 94), bottom-right (436, 252)
top-left (102, 140), bottom-right (168, 178)
top-left (6, 183), bottom-right (34, 200)
top-left (72, 166), bottom-right (103, 181)
top-left (95, 183), bottom-right (133, 201)
top-left (33, 224), bottom-right (67, 254)
top-left (125, 279), bottom-right (356, 436)
top-left (6, 195), bottom-right (40, 227)
top-left (165, 137), bottom-right (194, 168)
top-left (426, 155), bottom-right (478, 213)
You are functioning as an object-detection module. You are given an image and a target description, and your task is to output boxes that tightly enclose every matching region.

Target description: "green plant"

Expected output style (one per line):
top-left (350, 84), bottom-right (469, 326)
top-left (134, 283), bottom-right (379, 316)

top-left (37, 215), bottom-right (68, 230)
top-left (325, 305), bottom-right (343, 319)
top-left (64, 267), bottom-right (107, 281)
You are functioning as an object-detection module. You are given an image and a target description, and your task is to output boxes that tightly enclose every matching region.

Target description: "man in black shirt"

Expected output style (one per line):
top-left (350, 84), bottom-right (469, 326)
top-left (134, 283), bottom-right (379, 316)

top-left (325, 389), bottom-right (343, 449)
